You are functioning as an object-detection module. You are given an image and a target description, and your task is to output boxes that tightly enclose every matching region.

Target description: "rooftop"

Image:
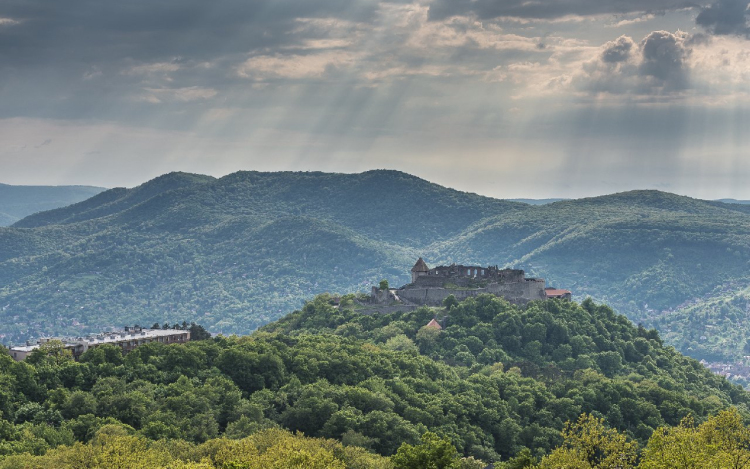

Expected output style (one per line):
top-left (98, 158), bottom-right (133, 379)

top-left (9, 327), bottom-right (189, 352)
top-left (425, 318), bottom-right (442, 330)
top-left (411, 257), bottom-right (430, 272)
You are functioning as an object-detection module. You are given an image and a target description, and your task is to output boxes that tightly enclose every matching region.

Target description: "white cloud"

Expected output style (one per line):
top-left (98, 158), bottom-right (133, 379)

top-left (237, 51), bottom-right (360, 80)
top-left (138, 86), bottom-right (218, 103)
top-left (607, 14), bottom-right (657, 28)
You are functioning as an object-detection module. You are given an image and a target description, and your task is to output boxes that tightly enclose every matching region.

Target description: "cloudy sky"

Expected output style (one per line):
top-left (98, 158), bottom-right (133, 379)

top-left (1, 0), bottom-right (750, 198)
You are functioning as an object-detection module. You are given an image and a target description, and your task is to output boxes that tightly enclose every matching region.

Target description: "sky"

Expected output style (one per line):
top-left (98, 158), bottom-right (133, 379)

top-left (1, 0), bottom-right (750, 199)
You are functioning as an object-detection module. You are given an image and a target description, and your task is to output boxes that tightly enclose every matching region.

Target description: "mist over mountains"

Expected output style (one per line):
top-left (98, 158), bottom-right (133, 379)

top-left (0, 184), bottom-right (106, 226)
top-left (2, 170), bottom-right (750, 368)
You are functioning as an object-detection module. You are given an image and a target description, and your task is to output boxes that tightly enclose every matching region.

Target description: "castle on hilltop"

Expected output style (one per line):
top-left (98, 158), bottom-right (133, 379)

top-left (372, 258), bottom-right (567, 308)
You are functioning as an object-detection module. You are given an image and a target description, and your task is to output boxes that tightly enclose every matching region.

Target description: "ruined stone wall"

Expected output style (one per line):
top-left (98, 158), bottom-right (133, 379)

top-left (486, 278), bottom-right (546, 301)
top-left (397, 287), bottom-right (486, 306)
top-left (371, 286), bottom-right (397, 304)
top-left (412, 271), bottom-right (529, 289)
top-left (424, 265), bottom-right (524, 280)
top-left (411, 275), bottom-right (466, 288)
top-left (397, 277), bottom-right (546, 307)
top-left (356, 304), bottom-right (418, 315)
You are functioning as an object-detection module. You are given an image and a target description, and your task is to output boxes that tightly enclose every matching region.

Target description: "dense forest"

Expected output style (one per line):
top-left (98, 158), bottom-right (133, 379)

top-left (0, 184), bottom-right (105, 226)
top-left (1, 295), bottom-right (750, 467)
top-left (2, 170), bottom-right (750, 370)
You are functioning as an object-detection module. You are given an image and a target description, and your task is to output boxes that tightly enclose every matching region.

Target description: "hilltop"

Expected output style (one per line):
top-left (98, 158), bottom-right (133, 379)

top-left (1, 171), bottom-right (750, 372)
top-left (0, 294), bottom-right (748, 465)
top-left (0, 183), bottom-right (106, 226)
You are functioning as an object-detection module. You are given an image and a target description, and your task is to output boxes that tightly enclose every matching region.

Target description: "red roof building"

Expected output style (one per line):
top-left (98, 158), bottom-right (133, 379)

top-left (545, 288), bottom-right (572, 300)
top-left (425, 318), bottom-right (442, 330)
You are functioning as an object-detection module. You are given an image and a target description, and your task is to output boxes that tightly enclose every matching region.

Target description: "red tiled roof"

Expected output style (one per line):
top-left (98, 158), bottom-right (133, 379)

top-left (545, 289), bottom-right (571, 297)
top-left (426, 319), bottom-right (442, 330)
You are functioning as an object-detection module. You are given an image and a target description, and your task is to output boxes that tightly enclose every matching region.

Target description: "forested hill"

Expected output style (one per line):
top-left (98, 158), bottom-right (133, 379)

top-left (0, 183), bottom-right (105, 226)
top-left (13, 172), bottom-right (214, 228)
top-left (14, 170), bottom-right (523, 245)
top-left (2, 170), bottom-right (750, 370)
top-left (1, 295), bottom-right (748, 466)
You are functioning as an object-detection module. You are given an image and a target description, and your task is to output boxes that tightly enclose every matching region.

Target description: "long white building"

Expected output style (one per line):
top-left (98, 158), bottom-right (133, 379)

top-left (7, 326), bottom-right (190, 361)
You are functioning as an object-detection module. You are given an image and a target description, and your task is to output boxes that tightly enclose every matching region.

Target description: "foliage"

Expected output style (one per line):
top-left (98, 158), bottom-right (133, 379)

top-left (265, 294), bottom-right (750, 455)
top-left (5, 170), bottom-right (750, 371)
top-left (537, 414), bottom-right (638, 469)
top-left (0, 427), bottom-right (392, 468)
top-left (537, 408), bottom-right (750, 469)
top-left (391, 432), bottom-right (459, 469)
top-left (640, 408), bottom-right (750, 469)
top-left (650, 283), bottom-right (750, 366)
top-left (1, 294), bottom-right (750, 466)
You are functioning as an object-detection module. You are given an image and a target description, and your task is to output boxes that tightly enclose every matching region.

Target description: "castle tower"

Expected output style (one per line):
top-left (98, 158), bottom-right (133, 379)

top-left (411, 257), bottom-right (429, 283)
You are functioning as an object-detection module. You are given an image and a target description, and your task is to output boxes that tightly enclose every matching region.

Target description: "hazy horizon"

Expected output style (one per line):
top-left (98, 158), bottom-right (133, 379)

top-left (3, 168), bottom-right (750, 202)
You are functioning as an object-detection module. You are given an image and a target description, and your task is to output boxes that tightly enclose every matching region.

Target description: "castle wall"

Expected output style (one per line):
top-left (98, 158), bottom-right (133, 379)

top-left (411, 275), bottom-right (461, 288)
top-left (371, 287), bottom-right (397, 304)
top-left (395, 260), bottom-right (548, 307)
top-left (412, 272), bottom-right (531, 288)
top-left (487, 278), bottom-right (546, 302)
top-left (357, 304), bottom-right (418, 315)
top-left (398, 278), bottom-right (546, 307)
top-left (412, 266), bottom-right (525, 287)
top-left (397, 288), bottom-right (486, 306)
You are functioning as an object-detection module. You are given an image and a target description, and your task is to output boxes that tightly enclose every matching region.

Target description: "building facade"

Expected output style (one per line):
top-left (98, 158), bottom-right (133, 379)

top-left (7, 326), bottom-right (190, 361)
top-left (390, 258), bottom-right (549, 306)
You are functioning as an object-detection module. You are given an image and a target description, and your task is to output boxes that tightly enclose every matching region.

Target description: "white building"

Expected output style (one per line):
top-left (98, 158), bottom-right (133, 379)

top-left (7, 326), bottom-right (190, 361)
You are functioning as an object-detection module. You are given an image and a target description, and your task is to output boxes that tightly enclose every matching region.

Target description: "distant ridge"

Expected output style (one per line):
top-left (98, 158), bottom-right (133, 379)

top-left (716, 198), bottom-right (750, 205)
top-left (14, 172), bottom-right (214, 228)
top-left (508, 198), bottom-right (568, 205)
top-left (3, 170), bottom-right (750, 372)
top-left (0, 183), bottom-right (106, 226)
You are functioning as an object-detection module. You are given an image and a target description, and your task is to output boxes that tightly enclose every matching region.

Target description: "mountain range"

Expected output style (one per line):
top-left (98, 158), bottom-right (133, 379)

top-left (0, 183), bottom-right (106, 226)
top-left (2, 170), bottom-right (750, 371)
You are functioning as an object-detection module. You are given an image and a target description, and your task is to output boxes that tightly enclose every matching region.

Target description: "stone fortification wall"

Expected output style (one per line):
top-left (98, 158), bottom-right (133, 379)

top-left (413, 266), bottom-right (525, 287)
top-left (398, 278), bottom-right (546, 306)
top-left (398, 288), bottom-right (485, 306)
top-left (371, 286), bottom-right (397, 304)
top-left (356, 304), bottom-right (418, 315)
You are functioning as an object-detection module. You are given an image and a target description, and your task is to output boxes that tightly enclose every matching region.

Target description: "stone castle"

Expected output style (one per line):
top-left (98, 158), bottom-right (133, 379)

top-left (371, 258), bottom-right (556, 307)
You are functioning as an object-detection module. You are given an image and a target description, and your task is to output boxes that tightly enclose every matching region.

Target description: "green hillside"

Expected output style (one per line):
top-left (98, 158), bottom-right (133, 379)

top-left (651, 283), bottom-right (750, 365)
top-left (0, 170), bottom-right (522, 344)
top-left (0, 295), bottom-right (748, 466)
top-left (2, 171), bottom-right (750, 372)
top-left (0, 183), bottom-right (106, 226)
top-left (442, 190), bottom-right (750, 314)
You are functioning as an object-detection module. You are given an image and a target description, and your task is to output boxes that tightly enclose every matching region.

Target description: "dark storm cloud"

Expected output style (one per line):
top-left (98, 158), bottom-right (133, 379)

top-left (639, 31), bottom-right (691, 87)
top-left (428, 0), bottom-right (702, 21)
top-left (0, 0), bottom-right (403, 121)
top-left (601, 36), bottom-right (636, 63)
top-left (577, 31), bottom-right (692, 95)
top-left (0, 0), bottom-right (382, 65)
top-left (696, 0), bottom-right (750, 36)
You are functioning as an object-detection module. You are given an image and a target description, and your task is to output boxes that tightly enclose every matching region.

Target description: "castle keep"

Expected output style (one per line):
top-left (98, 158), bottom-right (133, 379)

top-left (373, 258), bottom-right (549, 307)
